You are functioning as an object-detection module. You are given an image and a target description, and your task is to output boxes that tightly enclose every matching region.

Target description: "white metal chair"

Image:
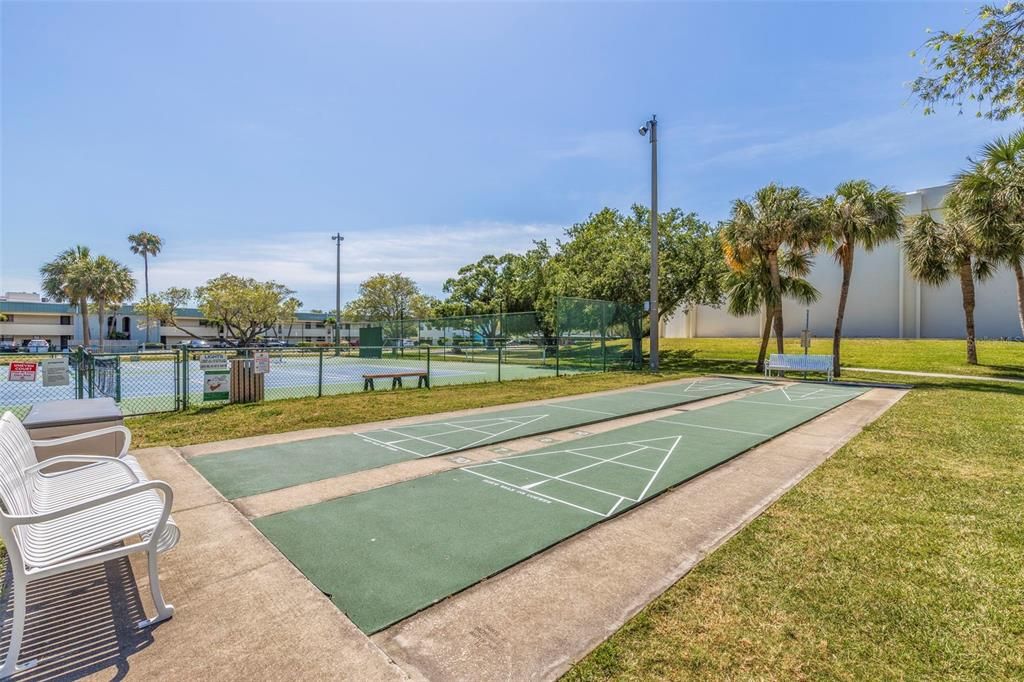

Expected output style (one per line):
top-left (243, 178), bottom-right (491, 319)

top-left (0, 412), bottom-right (180, 676)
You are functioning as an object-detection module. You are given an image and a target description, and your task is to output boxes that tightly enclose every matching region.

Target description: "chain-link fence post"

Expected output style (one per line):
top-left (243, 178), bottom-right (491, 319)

top-left (426, 345), bottom-right (432, 387)
top-left (174, 349), bottom-right (181, 410)
top-left (497, 345), bottom-right (502, 382)
top-left (317, 347), bottom-right (324, 398)
top-left (182, 349), bottom-right (190, 411)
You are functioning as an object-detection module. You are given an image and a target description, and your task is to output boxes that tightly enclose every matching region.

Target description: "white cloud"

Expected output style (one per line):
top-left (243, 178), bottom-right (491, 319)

top-left (147, 221), bottom-right (566, 309)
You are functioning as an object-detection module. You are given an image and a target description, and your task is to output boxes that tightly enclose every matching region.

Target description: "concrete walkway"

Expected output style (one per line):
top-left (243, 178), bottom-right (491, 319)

top-left (1, 378), bottom-right (906, 680)
top-left (845, 367), bottom-right (1024, 384)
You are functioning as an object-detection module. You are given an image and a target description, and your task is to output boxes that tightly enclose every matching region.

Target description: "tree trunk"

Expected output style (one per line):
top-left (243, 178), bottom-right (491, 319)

top-left (96, 302), bottom-right (105, 352)
top-left (832, 246), bottom-right (854, 379)
top-left (958, 259), bottom-right (979, 365)
top-left (756, 306), bottom-right (773, 372)
top-left (144, 254), bottom-right (151, 345)
top-left (79, 298), bottom-right (91, 347)
top-left (1013, 258), bottom-right (1024, 338)
top-left (767, 251), bottom-right (785, 354)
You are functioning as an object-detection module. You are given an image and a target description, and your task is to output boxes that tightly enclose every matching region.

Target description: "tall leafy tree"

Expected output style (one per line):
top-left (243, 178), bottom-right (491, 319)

top-left (91, 256), bottom-right (137, 349)
top-left (720, 184), bottom-right (822, 358)
top-left (39, 246), bottom-right (95, 347)
top-left (554, 205), bottom-right (726, 365)
top-left (821, 180), bottom-right (904, 377)
top-left (344, 273), bottom-right (436, 339)
top-left (904, 192), bottom-right (996, 364)
top-left (128, 231), bottom-right (163, 344)
top-left (436, 247), bottom-right (555, 343)
top-left (910, 3), bottom-right (1024, 120)
top-left (954, 130), bottom-right (1024, 336)
top-left (195, 274), bottom-right (297, 348)
top-left (134, 288), bottom-right (205, 341)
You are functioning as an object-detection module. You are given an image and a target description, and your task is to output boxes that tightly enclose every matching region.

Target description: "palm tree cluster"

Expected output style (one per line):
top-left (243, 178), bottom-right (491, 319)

top-left (905, 130), bottom-right (1024, 364)
top-left (720, 181), bottom-right (903, 376)
top-left (722, 129), bottom-right (1024, 372)
top-left (39, 232), bottom-right (163, 350)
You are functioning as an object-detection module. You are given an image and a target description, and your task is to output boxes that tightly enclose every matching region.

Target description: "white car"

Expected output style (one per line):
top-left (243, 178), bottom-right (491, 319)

top-left (25, 339), bottom-right (50, 353)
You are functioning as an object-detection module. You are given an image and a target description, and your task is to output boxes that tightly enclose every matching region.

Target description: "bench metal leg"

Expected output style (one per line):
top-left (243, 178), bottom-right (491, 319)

top-left (392, 377), bottom-right (403, 389)
top-left (364, 378), bottom-right (374, 391)
top-left (138, 547), bottom-right (175, 628)
top-left (0, 579), bottom-right (35, 677)
top-left (418, 375), bottom-right (428, 388)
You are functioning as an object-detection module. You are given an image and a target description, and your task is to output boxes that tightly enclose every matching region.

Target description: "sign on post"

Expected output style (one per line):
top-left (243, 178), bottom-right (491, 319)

top-left (199, 353), bottom-right (229, 371)
top-left (203, 370), bottom-right (230, 401)
top-left (799, 330), bottom-right (812, 351)
top-left (41, 358), bottom-right (70, 387)
top-left (253, 351), bottom-right (270, 374)
top-left (8, 362), bottom-right (38, 382)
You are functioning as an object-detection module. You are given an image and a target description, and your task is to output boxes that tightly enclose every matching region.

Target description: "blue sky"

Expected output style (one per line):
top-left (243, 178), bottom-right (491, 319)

top-left (2, 1), bottom-right (1017, 310)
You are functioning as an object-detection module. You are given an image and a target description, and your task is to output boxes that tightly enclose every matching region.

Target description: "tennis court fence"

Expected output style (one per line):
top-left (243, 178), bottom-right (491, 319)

top-left (1, 298), bottom-right (648, 418)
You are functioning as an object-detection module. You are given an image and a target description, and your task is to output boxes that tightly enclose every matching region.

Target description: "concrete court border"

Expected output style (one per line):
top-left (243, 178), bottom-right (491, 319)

top-left (6, 380), bottom-right (904, 680)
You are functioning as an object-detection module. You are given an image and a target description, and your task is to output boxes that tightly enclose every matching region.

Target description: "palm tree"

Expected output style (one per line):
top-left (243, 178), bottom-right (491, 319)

top-left (821, 180), bottom-right (903, 377)
top-left (904, 192), bottom-right (995, 364)
top-left (954, 130), bottom-right (1024, 336)
top-left (128, 231), bottom-right (163, 344)
top-left (91, 256), bottom-right (137, 350)
top-left (721, 184), bottom-right (821, 359)
top-left (40, 246), bottom-right (95, 347)
top-left (723, 241), bottom-right (820, 371)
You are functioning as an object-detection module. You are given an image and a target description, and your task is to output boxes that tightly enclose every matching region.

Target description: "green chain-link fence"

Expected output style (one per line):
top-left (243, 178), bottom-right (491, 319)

top-left (1, 298), bottom-right (643, 418)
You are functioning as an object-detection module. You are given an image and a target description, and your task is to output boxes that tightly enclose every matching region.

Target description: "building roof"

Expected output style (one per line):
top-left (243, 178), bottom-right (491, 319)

top-left (0, 300), bottom-right (76, 314)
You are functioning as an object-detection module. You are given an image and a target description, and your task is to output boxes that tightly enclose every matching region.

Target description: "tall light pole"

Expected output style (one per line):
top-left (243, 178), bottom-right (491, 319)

top-left (639, 114), bottom-right (659, 371)
top-left (332, 233), bottom-right (344, 353)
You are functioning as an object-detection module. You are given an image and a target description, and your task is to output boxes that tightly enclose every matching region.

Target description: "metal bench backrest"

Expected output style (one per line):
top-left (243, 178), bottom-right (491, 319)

top-left (767, 354), bottom-right (833, 371)
top-left (0, 413), bottom-right (38, 519)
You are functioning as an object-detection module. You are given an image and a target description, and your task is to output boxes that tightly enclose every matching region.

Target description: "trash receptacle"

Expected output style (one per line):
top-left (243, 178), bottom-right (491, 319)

top-left (23, 397), bottom-right (125, 471)
top-left (230, 358), bottom-right (265, 403)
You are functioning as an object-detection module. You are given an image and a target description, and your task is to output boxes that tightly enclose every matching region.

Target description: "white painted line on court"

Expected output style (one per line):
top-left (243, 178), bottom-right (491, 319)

top-left (636, 436), bottom-right (681, 501)
top-left (546, 403), bottom-right (618, 416)
top-left (739, 400), bottom-right (828, 411)
top-left (354, 433), bottom-right (443, 458)
top-left (486, 460), bottom-right (642, 503)
top-left (652, 419), bottom-right (773, 438)
top-left (462, 468), bottom-right (608, 517)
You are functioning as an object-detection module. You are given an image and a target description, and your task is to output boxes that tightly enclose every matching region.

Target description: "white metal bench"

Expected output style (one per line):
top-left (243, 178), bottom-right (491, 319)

top-left (0, 412), bottom-right (179, 676)
top-left (765, 353), bottom-right (834, 382)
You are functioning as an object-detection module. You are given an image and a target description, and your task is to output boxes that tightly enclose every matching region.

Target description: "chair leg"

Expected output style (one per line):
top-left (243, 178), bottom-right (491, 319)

top-left (138, 549), bottom-right (174, 628)
top-left (1, 579), bottom-right (36, 677)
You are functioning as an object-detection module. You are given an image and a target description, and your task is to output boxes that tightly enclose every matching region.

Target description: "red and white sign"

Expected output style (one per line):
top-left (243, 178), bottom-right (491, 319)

top-left (8, 362), bottom-right (38, 382)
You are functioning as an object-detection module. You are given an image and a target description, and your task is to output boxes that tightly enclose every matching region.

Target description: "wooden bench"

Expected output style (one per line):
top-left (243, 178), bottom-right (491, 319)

top-left (362, 371), bottom-right (429, 391)
top-left (765, 353), bottom-right (834, 382)
top-left (0, 412), bottom-right (179, 676)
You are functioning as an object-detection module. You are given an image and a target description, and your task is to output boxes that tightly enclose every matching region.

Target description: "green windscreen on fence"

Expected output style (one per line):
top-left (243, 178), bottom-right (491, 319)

top-left (359, 327), bottom-right (383, 358)
top-left (555, 297), bottom-right (646, 370)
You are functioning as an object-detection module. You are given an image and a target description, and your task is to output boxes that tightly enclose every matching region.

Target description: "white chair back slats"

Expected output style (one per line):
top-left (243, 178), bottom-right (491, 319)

top-left (0, 413), bottom-right (35, 517)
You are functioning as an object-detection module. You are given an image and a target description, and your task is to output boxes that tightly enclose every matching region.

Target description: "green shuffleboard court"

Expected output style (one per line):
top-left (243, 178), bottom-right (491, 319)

top-left (254, 383), bottom-right (868, 633)
top-left (192, 377), bottom-right (756, 499)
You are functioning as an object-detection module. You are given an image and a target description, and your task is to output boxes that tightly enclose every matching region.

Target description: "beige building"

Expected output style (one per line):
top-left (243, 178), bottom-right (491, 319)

top-left (665, 184), bottom-right (1023, 340)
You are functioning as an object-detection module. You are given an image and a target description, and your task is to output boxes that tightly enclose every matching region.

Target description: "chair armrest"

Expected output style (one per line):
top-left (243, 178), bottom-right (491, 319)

top-left (7, 479), bottom-right (173, 527)
top-left (24, 455), bottom-right (140, 483)
top-left (31, 425), bottom-right (132, 457)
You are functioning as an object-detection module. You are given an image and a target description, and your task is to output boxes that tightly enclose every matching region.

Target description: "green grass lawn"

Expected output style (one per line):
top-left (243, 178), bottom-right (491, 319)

top-left (655, 337), bottom-right (1024, 380)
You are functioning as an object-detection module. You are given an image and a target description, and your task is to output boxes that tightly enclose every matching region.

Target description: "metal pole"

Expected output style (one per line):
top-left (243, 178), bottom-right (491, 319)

top-left (648, 115), bottom-right (659, 371)
top-left (332, 233), bottom-right (344, 356)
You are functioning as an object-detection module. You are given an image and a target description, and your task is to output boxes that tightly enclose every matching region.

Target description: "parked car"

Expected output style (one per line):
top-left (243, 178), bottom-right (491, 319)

top-left (184, 339), bottom-right (212, 349)
top-left (264, 339), bottom-right (288, 348)
top-left (25, 339), bottom-right (50, 353)
top-left (210, 339), bottom-right (235, 348)
top-left (0, 341), bottom-right (18, 353)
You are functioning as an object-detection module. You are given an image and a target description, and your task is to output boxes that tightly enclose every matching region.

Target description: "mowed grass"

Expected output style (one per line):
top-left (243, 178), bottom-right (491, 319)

top-left (653, 337), bottom-right (1024, 380)
top-left (564, 377), bottom-right (1024, 680)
